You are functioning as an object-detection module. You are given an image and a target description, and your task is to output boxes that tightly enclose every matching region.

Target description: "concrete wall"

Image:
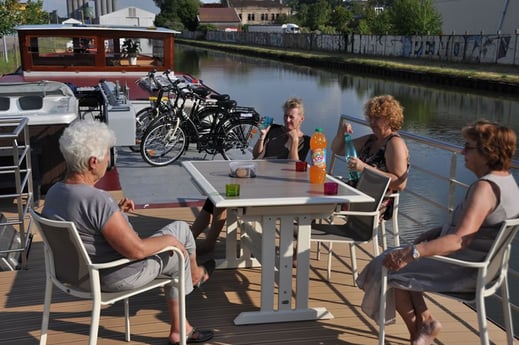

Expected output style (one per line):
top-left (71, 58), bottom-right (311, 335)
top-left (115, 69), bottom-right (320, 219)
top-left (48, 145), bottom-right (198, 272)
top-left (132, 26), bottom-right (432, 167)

top-left (191, 31), bottom-right (519, 66)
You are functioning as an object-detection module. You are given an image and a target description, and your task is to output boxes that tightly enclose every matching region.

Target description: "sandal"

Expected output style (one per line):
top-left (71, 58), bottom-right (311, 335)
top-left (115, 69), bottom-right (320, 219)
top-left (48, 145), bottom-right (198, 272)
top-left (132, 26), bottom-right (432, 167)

top-left (169, 327), bottom-right (214, 344)
top-left (194, 259), bottom-right (215, 289)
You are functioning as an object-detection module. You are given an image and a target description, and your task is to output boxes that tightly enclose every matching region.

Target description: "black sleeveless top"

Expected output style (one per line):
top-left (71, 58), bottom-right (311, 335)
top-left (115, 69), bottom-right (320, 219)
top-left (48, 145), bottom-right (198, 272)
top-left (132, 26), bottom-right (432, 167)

top-left (357, 133), bottom-right (399, 172)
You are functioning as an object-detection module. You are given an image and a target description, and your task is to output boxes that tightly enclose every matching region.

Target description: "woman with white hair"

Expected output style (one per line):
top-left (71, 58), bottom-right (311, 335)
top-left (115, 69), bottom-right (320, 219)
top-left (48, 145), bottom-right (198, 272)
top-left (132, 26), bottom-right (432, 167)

top-left (42, 120), bottom-right (213, 345)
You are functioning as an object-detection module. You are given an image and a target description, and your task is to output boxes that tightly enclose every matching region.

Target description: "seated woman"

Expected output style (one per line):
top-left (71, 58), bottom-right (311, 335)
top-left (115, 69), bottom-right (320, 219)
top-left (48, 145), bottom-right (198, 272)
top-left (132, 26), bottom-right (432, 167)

top-left (191, 97), bottom-right (311, 254)
top-left (357, 120), bottom-right (519, 345)
top-left (42, 120), bottom-right (213, 345)
top-left (330, 95), bottom-right (409, 218)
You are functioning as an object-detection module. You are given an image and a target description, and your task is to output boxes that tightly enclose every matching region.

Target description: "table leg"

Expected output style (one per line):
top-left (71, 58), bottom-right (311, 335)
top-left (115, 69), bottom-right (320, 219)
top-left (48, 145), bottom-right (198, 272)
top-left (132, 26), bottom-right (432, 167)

top-left (216, 209), bottom-right (260, 269)
top-left (234, 214), bottom-right (334, 325)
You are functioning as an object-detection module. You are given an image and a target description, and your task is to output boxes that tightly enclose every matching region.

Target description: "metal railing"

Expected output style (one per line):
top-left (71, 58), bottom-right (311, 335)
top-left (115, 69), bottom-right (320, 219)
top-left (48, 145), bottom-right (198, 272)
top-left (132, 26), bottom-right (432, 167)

top-left (0, 117), bottom-right (34, 270)
top-left (330, 114), bottom-right (519, 333)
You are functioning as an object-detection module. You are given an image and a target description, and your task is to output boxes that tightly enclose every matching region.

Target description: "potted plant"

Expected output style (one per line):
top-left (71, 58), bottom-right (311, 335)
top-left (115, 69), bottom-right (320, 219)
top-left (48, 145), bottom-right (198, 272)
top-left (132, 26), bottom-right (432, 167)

top-left (121, 38), bottom-right (141, 65)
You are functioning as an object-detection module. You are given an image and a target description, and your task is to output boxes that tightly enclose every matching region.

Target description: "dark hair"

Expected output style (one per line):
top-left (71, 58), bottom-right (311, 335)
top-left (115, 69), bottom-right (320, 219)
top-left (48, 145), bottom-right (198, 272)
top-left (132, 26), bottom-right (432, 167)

top-left (462, 119), bottom-right (516, 170)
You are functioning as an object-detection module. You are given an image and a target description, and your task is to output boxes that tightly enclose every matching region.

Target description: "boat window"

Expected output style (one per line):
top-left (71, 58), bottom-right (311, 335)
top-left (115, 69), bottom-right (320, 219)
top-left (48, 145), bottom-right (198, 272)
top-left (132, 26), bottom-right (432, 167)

top-left (106, 37), bottom-right (165, 67)
top-left (29, 36), bottom-right (96, 67)
top-left (19, 96), bottom-right (43, 110)
top-left (0, 97), bottom-right (9, 111)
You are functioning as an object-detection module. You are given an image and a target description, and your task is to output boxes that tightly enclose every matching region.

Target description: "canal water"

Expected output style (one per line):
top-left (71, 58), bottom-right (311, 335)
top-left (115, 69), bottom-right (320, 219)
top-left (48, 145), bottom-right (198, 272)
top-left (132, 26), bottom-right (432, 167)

top-left (173, 43), bottom-right (519, 332)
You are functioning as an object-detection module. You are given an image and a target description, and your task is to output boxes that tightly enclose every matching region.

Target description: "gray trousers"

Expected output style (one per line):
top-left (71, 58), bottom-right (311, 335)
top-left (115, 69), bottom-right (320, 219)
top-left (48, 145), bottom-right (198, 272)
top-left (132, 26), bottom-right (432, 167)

top-left (106, 221), bottom-right (195, 299)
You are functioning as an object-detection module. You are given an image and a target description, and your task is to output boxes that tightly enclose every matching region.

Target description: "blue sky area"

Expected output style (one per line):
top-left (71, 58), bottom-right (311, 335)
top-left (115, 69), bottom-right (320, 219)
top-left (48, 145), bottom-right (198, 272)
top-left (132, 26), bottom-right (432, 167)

top-left (43, 0), bottom-right (160, 17)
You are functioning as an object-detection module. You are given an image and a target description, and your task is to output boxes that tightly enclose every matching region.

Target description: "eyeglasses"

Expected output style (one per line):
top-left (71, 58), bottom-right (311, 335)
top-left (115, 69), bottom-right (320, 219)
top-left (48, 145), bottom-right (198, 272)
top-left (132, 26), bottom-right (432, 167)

top-left (463, 143), bottom-right (479, 151)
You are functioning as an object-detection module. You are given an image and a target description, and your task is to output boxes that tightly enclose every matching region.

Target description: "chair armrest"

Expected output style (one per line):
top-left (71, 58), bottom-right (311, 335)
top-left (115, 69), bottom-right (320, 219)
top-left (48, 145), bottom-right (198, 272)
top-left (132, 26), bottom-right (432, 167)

top-left (429, 254), bottom-right (485, 268)
top-left (91, 246), bottom-right (184, 270)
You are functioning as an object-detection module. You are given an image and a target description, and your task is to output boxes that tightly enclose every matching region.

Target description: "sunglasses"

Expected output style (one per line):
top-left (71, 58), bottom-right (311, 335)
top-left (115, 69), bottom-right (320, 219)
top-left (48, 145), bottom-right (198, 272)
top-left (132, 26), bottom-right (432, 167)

top-left (463, 142), bottom-right (479, 151)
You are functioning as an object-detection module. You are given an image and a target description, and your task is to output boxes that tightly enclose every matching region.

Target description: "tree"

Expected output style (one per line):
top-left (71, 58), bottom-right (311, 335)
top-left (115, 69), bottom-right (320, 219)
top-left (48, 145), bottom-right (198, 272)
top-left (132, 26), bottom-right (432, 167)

top-left (0, 0), bottom-right (23, 37)
top-left (388, 0), bottom-right (442, 35)
top-left (153, 0), bottom-right (200, 31)
top-left (329, 6), bottom-right (353, 34)
top-left (21, 0), bottom-right (49, 25)
top-left (0, 0), bottom-right (48, 37)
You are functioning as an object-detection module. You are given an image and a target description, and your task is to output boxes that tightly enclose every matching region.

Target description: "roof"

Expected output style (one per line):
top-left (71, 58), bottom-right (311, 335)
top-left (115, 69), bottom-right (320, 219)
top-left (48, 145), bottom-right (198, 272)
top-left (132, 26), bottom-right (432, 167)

top-left (227, 0), bottom-right (289, 9)
top-left (15, 24), bottom-right (179, 34)
top-left (198, 8), bottom-right (241, 23)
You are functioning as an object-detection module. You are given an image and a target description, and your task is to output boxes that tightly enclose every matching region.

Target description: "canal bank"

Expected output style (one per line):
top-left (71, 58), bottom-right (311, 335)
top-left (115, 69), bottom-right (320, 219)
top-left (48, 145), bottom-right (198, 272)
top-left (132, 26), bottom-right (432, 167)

top-left (176, 38), bottom-right (519, 95)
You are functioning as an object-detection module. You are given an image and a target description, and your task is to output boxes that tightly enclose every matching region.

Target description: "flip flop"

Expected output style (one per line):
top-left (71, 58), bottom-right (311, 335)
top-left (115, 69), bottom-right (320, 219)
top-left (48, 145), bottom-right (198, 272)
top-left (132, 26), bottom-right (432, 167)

top-left (169, 327), bottom-right (214, 344)
top-left (194, 259), bottom-right (215, 289)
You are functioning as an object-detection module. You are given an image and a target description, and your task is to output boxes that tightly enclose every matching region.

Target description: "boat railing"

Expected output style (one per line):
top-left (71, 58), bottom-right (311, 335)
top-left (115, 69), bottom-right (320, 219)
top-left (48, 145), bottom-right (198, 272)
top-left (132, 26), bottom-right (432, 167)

top-left (330, 114), bottom-right (519, 329)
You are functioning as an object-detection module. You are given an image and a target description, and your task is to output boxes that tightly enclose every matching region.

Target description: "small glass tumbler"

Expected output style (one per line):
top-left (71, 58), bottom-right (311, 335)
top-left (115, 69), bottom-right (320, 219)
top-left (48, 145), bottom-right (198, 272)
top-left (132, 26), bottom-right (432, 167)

top-left (259, 116), bottom-right (274, 129)
top-left (324, 182), bottom-right (339, 195)
top-left (295, 161), bottom-right (307, 172)
top-left (225, 183), bottom-right (240, 197)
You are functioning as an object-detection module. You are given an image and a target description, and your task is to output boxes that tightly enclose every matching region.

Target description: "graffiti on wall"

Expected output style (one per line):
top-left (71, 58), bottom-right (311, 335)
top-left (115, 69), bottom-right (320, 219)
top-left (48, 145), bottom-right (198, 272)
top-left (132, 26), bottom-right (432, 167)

top-left (199, 31), bottom-right (519, 66)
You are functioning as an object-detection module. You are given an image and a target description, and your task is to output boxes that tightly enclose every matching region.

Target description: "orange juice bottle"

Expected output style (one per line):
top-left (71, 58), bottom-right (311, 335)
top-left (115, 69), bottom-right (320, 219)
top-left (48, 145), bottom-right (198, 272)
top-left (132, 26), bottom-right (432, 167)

top-left (309, 128), bottom-right (327, 184)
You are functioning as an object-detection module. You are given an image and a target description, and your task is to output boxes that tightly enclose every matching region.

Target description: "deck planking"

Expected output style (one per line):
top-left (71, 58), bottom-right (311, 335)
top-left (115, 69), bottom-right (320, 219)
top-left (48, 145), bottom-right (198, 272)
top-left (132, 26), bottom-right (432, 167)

top-left (0, 197), bottom-right (514, 345)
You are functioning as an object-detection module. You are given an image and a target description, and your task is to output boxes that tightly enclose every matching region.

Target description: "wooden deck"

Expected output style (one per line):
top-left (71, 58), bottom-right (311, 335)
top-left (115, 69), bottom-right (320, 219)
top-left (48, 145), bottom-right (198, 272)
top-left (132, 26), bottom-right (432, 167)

top-left (0, 194), bottom-right (514, 345)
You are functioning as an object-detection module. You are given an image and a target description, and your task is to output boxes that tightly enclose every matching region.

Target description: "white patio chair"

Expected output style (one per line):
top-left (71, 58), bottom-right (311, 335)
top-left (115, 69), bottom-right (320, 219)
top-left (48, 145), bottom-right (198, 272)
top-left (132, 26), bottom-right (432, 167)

top-left (311, 168), bottom-right (391, 285)
top-left (378, 217), bottom-right (519, 345)
top-left (30, 208), bottom-right (187, 345)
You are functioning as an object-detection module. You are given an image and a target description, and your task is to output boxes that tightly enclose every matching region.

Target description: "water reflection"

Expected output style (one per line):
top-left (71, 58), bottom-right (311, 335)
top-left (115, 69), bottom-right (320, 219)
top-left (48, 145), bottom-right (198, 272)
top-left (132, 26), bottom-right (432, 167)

top-left (174, 44), bottom-right (519, 159)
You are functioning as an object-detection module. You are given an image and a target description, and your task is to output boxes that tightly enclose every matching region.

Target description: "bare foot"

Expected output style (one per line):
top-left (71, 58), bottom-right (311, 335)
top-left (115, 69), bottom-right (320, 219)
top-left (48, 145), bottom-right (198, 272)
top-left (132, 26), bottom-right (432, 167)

top-left (413, 320), bottom-right (442, 345)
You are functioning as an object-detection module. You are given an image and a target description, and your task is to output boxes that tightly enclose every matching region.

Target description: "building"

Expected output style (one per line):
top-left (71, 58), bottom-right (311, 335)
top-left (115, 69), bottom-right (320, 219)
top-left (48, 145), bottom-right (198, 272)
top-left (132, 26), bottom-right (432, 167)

top-left (67, 0), bottom-right (118, 22)
top-left (434, 0), bottom-right (518, 35)
top-left (198, 7), bottom-right (242, 31)
top-left (99, 7), bottom-right (155, 27)
top-left (226, 0), bottom-right (292, 26)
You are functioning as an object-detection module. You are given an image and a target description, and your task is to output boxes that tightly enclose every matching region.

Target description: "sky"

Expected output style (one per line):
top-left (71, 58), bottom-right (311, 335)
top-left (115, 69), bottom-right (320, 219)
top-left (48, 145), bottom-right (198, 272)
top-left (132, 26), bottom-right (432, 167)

top-left (42, 0), bottom-right (160, 17)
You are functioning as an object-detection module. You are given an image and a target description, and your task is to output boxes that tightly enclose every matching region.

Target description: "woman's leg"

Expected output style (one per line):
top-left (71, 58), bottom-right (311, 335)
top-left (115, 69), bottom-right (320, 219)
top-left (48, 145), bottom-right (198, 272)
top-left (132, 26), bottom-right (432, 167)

top-left (409, 291), bottom-right (442, 345)
top-left (203, 207), bottom-right (227, 253)
top-left (191, 208), bottom-right (211, 239)
top-left (157, 221), bottom-right (213, 343)
top-left (395, 288), bottom-right (418, 341)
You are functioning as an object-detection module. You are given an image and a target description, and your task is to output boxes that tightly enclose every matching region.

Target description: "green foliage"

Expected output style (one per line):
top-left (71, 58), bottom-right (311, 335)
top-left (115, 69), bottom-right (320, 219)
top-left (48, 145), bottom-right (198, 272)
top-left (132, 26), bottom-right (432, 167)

top-left (153, 0), bottom-right (200, 31)
top-left (388, 0), bottom-right (442, 35)
top-left (0, 0), bottom-right (48, 37)
top-left (198, 23), bottom-right (218, 33)
top-left (121, 39), bottom-right (141, 58)
top-left (329, 6), bottom-right (353, 34)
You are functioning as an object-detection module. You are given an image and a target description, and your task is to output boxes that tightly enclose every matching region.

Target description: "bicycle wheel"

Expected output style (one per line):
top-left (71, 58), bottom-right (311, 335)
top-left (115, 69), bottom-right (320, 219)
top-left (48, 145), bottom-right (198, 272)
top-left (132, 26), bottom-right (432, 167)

top-left (140, 119), bottom-right (187, 166)
top-left (129, 107), bottom-right (156, 152)
top-left (219, 119), bottom-right (261, 160)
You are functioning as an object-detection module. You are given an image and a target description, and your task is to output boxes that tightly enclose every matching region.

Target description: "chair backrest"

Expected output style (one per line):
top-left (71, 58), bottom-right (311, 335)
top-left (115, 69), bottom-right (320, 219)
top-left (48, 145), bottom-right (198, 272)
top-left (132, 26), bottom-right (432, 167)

top-left (481, 217), bottom-right (519, 292)
top-left (346, 169), bottom-right (391, 240)
top-left (30, 208), bottom-right (92, 291)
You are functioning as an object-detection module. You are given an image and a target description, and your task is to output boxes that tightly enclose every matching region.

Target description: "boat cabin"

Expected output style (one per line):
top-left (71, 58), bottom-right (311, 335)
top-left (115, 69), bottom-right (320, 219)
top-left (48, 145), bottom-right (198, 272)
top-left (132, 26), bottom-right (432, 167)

top-left (1, 24), bottom-right (179, 100)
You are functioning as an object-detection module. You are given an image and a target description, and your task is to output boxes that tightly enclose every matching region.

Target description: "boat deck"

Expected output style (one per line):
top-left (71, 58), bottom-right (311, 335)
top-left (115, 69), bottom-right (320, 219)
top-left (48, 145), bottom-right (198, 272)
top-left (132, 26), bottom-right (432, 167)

top-left (0, 192), bottom-right (513, 345)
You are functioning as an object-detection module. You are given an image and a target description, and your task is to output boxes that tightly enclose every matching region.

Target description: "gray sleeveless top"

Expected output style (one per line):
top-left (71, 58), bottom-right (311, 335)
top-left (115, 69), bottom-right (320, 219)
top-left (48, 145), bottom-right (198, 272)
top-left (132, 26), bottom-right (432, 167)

top-left (442, 173), bottom-right (519, 260)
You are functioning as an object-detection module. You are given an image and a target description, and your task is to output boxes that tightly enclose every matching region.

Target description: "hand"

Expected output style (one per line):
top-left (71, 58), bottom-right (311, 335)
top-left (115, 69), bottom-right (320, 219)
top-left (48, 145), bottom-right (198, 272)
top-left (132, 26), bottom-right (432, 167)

top-left (341, 123), bottom-right (353, 135)
top-left (169, 237), bottom-right (188, 257)
top-left (347, 156), bottom-right (365, 172)
top-left (382, 246), bottom-right (413, 271)
top-left (118, 197), bottom-right (135, 213)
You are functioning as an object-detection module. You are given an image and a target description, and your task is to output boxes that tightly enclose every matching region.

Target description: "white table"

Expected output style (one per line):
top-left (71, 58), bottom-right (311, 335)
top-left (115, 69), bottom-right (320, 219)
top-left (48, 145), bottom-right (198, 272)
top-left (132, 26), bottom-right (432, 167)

top-left (182, 159), bottom-right (373, 325)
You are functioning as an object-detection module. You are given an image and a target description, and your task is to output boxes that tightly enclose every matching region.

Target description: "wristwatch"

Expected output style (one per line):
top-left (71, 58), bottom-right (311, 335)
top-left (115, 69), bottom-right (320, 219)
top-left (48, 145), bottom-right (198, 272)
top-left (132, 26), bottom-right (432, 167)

top-left (411, 245), bottom-right (421, 259)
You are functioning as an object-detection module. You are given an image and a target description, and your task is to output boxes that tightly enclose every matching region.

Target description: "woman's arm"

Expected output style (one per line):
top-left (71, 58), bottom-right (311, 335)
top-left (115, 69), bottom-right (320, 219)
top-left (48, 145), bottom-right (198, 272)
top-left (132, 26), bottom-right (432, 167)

top-left (384, 180), bottom-right (497, 270)
top-left (382, 136), bottom-right (409, 191)
top-left (102, 211), bottom-right (187, 259)
top-left (252, 127), bottom-right (270, 159)
top-left (416, 180), bottom-right (496, 257)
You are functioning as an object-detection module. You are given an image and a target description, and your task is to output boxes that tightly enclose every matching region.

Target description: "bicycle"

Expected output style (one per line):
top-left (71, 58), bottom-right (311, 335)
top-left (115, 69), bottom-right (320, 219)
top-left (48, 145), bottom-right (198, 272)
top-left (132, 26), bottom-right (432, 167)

top-left (130, 69), bottom-right (226, 152)
top-left (139, 85), bottom-right (262, 166)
